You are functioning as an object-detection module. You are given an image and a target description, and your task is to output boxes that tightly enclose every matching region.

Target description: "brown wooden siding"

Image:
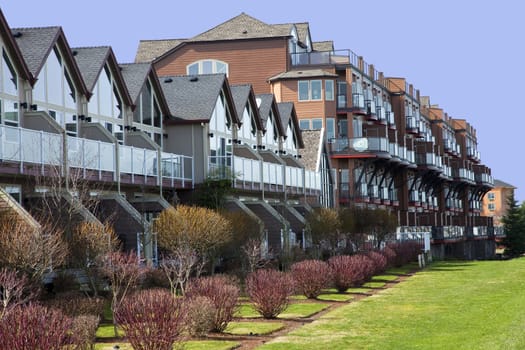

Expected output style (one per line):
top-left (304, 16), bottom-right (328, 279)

top-left (155, 39), bottom-right (289, 95)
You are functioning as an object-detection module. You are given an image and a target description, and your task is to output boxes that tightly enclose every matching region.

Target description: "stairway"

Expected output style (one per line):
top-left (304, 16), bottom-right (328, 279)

top-left (244, 202), bottom-right (288, 254)
top-left (0, 187), bottom-right (40, 230)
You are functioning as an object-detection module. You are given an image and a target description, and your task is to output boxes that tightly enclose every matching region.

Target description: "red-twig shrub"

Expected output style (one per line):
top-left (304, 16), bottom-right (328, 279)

top-left (246, 269), bottom-right (294, 318)
top-left (45, 292), bottom-right (105, 318)
top-left (388, 241), bottom-right (422, 267)
top-left (328, 255), bottom-right (357, 292)
top-left (0, 303), bottom-right (72, 350)
top-left (381, 246), bottom-right (397, 267)
top-left (0, 268), bottom-right (35, 318)
top-left (70, 315), bottom-right (100, 350)
top-left (115, 289), bottom-right (187, 350)
top-left (367, 251), bottom-right (388, 275)
top-left (185, 296), bottom-right (216, 337)
top-left (329, 254), bottom-right (376, 291)
top-left (290, 259), bottom-right (332, 298)
top-left (186, 275), bottom-right (239, 332)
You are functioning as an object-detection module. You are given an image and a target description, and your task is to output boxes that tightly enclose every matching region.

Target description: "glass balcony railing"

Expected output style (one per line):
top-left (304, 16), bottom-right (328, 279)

top-left (386, 111), bottom-right (395, 126)
top-left (376, 106), bottom-right (386, 121)
top-left (329, 137), bottom-right (388, 154)
top-left (0, 124), bottom-right (193, 185)
top-left (352, 93), bottom-right (365, 109)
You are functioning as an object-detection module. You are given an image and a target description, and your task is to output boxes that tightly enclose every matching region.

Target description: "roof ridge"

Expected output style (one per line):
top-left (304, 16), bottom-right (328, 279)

top-left (72, 45), bottom-right (111, 50)
top-left (139, 38), bottom-right (187, 43)
top-left (11, 26), bottom-right (61, 31)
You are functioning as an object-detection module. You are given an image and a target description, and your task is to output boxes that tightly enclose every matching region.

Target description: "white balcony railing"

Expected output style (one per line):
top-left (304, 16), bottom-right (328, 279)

top-left (0, 124), bottom-right (193, 185)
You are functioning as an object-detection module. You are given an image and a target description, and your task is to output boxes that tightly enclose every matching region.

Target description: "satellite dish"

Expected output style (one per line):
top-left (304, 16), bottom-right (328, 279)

top-left (352, 137), bottom-right (368, 152)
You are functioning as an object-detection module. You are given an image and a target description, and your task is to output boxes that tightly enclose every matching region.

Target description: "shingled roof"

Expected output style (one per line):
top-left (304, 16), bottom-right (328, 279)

top-left (313, 40), bottom-right (334, 52)
top-left (135, 39), bottom-right (185, 63)
top-left (72, 46), bottom-right (111, 92)
top-left (0, 10), bottom-right (31, 83)
top-left (493, 179), bottom-right (516, 189)
top-left (11, 26), bottom-right (60, 77)
top-left (277, 102), bottom-right (304, 148)
top-left (120, 62), bottom-right (170, 115)
top-left (160, 74), bottom-right (238, 124)
top-left (230, 84), bottom-right (263, 131)
top-left (269, 69), bottom-right (338, 82)
top-left (72, 46), bottom-right (132, 106)
top-left (190, 13), bottom-right (289, 42)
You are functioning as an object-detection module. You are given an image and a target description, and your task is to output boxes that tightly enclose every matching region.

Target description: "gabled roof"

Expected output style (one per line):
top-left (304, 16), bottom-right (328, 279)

top-left (277, 102), bottom-right (304, 148)
top-left (230, 84), bottom-right (263, 130)
top-left (313, 41), bottom-right (334, 52)
top-left (273, 22), bottom-right (310, 46)
top-left (11, 26), bottom-right (60, 77)
top-left (119, 62), bottom-right (170, 115)
top-left (11, 26), bottom-right (87, 94)
top-left (160, 74), bottom-right (238, 124)
top-left (190, 13), bottom-right (290, 42)
top-left (72, 46), bottom-right (133, 106)
top-left (135, 39), bottom-right (186, 63)
top-left (0, 10), bottom-right (32, 83)
top-left (256, 93), bottom-right (284, 136)
top-left (493, 179), bottom-right (516, 189)
top-left (269, 69), bottom-right (338, 82)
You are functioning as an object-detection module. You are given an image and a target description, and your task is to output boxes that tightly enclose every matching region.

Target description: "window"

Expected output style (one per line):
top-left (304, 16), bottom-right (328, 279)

top-left (488, 203), bottom-right (495, 211)
top-left (312, 118), bottom-right (323, 130)
top-left (338, 119), bottom-right (348, 137)
top-left (325, 80), bottom-right (334, 101)
top-left (299, 119), bottom-right (310, 130)
top-left (186, 59), bottom-right (228, 76)
top-left (487, 192), bottom-right (495, 201)
top-left (298, 81), bottom-right (309, 101)
top-left (326, 118), bottom-right (335, 140)
top-left (352, 117), bottom-right (363, 137)
top-left (298, 80), bottom-right (322, 101)
top-left (2, 50), bottom-right (17, 95)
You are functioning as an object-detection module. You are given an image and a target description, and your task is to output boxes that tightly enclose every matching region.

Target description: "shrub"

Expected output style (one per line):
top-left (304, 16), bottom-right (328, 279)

top-left (388, 241), bottom-right (422, 267)
top-left (290, 259), bottom-right (332, 299)
top-left (70, 315), bottom-right (100, 350)
top-left (381, 246), bottom-right (397, 267)
top-left (367, 251), bottom-right (388, 275)
top-left (45, 292), bottom-right (105, 318)
top-left (185, 296), bottom-right (216, 337)
top-left (186, 275), bottom-right (239, 332)
top-left (0, 303), bottom-right (72, 350)
top-left (0, 267), bottom-right (35, 318)
top-left (115, 289), bottom-right (187, 350)
top-left (246, 269), bottom-right (295, 318)
top-left (328, 255), bottom-right (357, 292)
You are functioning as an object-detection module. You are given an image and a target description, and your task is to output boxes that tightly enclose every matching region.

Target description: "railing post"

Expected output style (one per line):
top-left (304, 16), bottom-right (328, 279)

top-left (40, 130), bottom-right (44, 175)
top-left (82, 138), bottom-right (86, 179)
top-left (97, 140), bottom-right (101, 180)
top-left (18, 128), bottom-right (23, 173)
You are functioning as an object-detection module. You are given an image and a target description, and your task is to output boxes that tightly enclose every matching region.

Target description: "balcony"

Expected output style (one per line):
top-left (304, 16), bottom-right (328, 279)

top-left (409, 190), bottom-right (421, 206)
top-left (352, 93), bottom-right (365, 111)
top-left (368, 184), bottom-right (380, 203)
top-left (355, 182), bottom-right (369, 202)
top-left (290, 49), bottom-right (360, 67)
top-left (385, 111), bottom-right (396, 128)
top-left (467, 147), bottom-right (480, 162)
top-left (475, 172), bottom-right (494, 186)
top-left (453, 168), bottom-right (475, 183)
top-left (0, 124), bottom-right (193, 188)
top-left (405, 116), bottom-right (420, 134)
top-left (329, 137), bottom-right (389, 158)
top-left (208, 155), bottom-right (321, 195)
top-left (415, 152), bottom-right (439, 169)
top-left (365, 99), bottom-right (376, 119)
top-left (376, 106), bottom-right (386, 124)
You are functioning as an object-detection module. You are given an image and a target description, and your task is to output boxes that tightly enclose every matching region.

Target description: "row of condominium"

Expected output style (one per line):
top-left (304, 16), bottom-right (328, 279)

top-left (0, 10), bottom-right (494, 260)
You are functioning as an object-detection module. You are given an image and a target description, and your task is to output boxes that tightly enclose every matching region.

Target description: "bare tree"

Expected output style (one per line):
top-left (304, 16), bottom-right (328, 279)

top-left (154, 205), bottom-right (232, 274)
top-left (0, 213), bottom-right (68, 282)
top-left (242, 238), bottom-right (270, 273)
top-left (305, 207), bottom-right (342, 256)
top-left (0, 268), bottom-right (35, 319)
top-left (70, 221), bottom-right (120, 295)
top-left (99, 251), bottom-right (147, 337)
top-left (159, 245), bottom-right (199, 296)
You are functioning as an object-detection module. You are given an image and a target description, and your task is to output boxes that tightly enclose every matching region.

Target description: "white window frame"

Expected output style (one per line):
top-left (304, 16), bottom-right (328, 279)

top-left (186, 59), bottom-right (229, 77)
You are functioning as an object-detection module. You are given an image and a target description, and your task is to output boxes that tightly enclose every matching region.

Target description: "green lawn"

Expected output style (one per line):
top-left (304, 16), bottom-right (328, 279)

top-left (258, 259), bottom-right (525, 350)
top-left (95, 340), bottom-right (239, 350)
top-left (236, 302), bottom-right (329, 319)
top-left (225, 321), bottom-right (285, 335)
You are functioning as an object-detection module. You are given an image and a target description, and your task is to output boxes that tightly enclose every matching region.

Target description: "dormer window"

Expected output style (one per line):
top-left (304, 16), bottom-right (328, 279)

top-left (187, 59), bottom-right (228, 76)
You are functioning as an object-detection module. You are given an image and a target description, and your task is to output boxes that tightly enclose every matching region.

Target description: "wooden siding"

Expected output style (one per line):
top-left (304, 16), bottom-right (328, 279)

top-left (155, 39), bottom-right (289, 95)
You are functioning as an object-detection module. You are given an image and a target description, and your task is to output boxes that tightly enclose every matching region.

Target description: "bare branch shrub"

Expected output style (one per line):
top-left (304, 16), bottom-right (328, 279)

top-left (290, 259), bottom-right (332, 299)
top-left (246, 269), bottom-right (294, 319)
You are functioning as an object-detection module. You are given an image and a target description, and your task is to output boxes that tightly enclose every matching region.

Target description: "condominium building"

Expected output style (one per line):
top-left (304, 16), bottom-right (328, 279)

top-left (0, 9), bottom-right (324, 261)
top-left (482, 179), bottom-right (516, 228)
top-left (137, 13), bottom-right (495, 259)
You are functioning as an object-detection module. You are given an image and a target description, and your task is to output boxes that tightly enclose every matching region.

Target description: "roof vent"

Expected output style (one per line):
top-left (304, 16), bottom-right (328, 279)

top-left (72, 50), bottom-right (78, 56)
top-left (189, 76), bottom-right (199, 82)
top-left (13, 31), bottom-right (22, 38)
top-left (242, 30), bottom-right (248, 34)
top-left (164, 77), bottom-right (173, 83)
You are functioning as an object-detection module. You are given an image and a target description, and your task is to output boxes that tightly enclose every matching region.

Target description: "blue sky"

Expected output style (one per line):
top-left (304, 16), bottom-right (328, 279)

top-left (3, 0), bottom-right (524, 200)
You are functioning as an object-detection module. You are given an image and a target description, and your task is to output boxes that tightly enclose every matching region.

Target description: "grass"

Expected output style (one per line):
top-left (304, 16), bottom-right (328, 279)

top-left (317, 293), bottom-right (354, 302)
top-left (95, 340), bottom-right (239, 350)
top-left (95, 324), bottom-right (124, 338)
top-left (371, 274), bottom-right (400, 282)
top-left (225, 321), bottom-right (285, 335)
top-left (361, 281), bottom-right (386, 288)
top-left (258, 259), bottom-right (525, 349)
top-left (236, 302), bottom-right (329, 319)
